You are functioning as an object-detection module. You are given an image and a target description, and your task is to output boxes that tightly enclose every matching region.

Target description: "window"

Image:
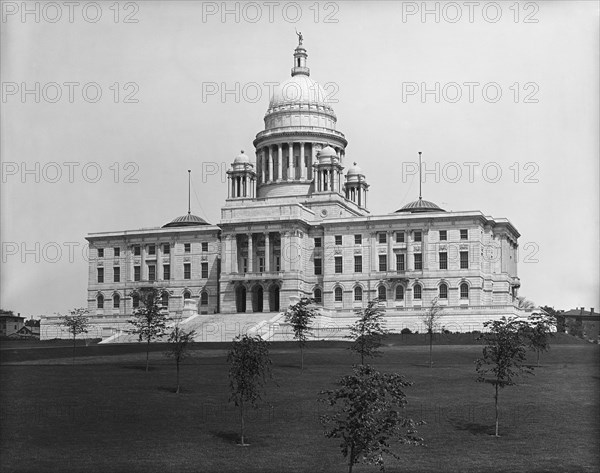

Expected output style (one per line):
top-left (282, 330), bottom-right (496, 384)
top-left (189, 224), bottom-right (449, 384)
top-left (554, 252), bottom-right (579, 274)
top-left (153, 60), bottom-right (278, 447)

top-left (163, 264), bottom-right (170, 280)
top-left (258, 257), bottom-right (265, 272)
top-left (184, 263), bottom-right (191, 279)
top-left (379, 254), bottom-right (387, 272)
top-left (314, 258), bottom-right (322, 275)
top-left (414, 231), bottom-right (422, 242)
top-left (184, 243), bottom-right (191, 253)
top-left (314, 288), bottom-right (322, 304)
top-left (334, 256), bottom-right (343, 274)
top-left (202, 242), bottom-right (208, 252)
top-left (97, 248), bottom-right (104, 258)
top-left (314, 237), bottom-right (322, 248)
top-left (439, 283), bottom-right (448, 299)
top-left (396, 253), bottom-right (405, 271)
top-left (460, 251), bottom-right (469, 269)
top-left (460, 283), bottom-right (469, 299)
top-left (132, 294), bottom-right (139, 308)
top-left (275, 256), bottom-right (281, 272)
top-left (378, 285), bottom-right (387, 301)
top-left (183, 290), bottom-right (191, 300)
top-left (334, 287), bottom-right (343, 302)
top-left (133, 245), bottom-right (141, 256)
top-left (201, 291), bottom-right (209, 306)
top-left (396, 232), bottom-right (405, 243)
top-left (413, 284), bottom-right (422, 300)
top-left (163, 243), bottom-right (170, 254)
top-left (113, 294), bottom-right (120, 309)
top-left (113, 267), bottom-right (120, 283)
top-left (354, 286), bottom-right (363, 302)
top-left (97, 268), bottom-right (104, 283)
top-left (161, 292), bottom-right (169, 308)
top-left (97, 294), bottom-right (104, 309)
top-left (439, 230), bottom-right (447, 241)
top-left (439, 252), bottom-right (448, 270)
top-left (148, 245), bottom-right (156, 255)
top-left (243, 258), bottom-right (248, 273)
top-left (354, 234), bottom-right (362, 245)
top-left (414, 253), bottom-right (423, 270)
top-left (134, 266), bottom-right (141, 281)
top-left (335, 235), bottom-right (342, 246)
top-left (201, 262), bottom-right (209, 278)
top-left (354, 255), bottom-right (362, 273)
top-left (148, 265), bottom-right (156, 281)
top-left (460, 229), bottom-right (468, 240)
top-left (395, 285), bottom-right (404, 300)
top-left (114, 247), bottom-right (120, 257)
top-left (378, 233), bottom-right (387, 244)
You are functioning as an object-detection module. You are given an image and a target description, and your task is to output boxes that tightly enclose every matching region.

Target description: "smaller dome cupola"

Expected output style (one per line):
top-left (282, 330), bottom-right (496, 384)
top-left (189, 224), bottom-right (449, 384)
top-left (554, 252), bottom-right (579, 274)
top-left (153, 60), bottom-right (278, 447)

top-left (345, 162), bottom-right (369, 209)
top-left (227, 150), bottom-right (256, 199)
top-left (313, 144), bottom-right (344, 194)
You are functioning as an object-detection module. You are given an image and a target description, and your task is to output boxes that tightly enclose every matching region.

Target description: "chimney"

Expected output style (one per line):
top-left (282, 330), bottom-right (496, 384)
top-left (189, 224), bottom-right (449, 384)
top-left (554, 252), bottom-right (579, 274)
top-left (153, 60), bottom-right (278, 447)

top-left (591, 308), bottom-right (595, 315)
top-left (580, 307), bottom-right (584, 315)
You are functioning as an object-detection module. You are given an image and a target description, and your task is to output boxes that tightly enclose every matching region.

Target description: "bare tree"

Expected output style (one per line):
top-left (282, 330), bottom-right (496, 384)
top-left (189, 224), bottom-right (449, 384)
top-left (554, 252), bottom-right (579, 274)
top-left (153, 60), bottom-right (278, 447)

top-left (60, 307), bottom-right (90, 365)
top-left (284, 297), bottom-right (318, 370)
top-left (165, 324), bottom-right (196, 393)
top-left (421, 297), bottom-right (444, 368)
top-left (347, 298), bottom-right (388, 365)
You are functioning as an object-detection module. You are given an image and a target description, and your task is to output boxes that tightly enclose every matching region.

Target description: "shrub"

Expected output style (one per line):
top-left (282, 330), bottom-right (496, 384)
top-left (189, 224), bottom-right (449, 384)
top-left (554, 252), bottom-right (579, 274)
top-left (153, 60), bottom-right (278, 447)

top-left (401, 328), bottom-right (412, 335)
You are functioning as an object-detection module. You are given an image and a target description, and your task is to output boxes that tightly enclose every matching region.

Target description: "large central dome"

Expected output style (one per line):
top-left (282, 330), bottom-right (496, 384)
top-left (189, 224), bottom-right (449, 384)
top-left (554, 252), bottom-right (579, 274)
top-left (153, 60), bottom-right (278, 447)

top-left (268, 74), bottom-right (332, 111)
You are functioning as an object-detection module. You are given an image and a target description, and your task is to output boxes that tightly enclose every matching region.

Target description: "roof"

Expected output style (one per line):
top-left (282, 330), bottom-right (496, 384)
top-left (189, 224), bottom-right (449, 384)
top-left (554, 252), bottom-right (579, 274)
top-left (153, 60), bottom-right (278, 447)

top-left (162, 213), bottom-right (210, 228)
top-left (395, 198), bottom-right (446, 214)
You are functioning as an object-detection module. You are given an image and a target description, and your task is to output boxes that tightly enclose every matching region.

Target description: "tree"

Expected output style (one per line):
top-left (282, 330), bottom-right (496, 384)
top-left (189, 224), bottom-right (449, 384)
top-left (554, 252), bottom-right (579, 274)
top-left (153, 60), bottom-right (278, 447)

top-left (60, 307), bottom-right (90, 365)
top-left (284, 297), bottom-right (318, 370)
top-left (128, 287), bottom-right (170, 372)
top-left (522, 313), bottom-right (555, 367)
top-left (421, 297), bottom-right (444, 368)
top-left (227, 334), bottom-right (272, 446)
top-left (165, 324), bottom-right (196, 393)
top-left (319, 364), bottom-right (424, 473)
top-left (516, 296), bottom-right (535, 310)
top-left (476, 317), bottom-right (534, 437)
top-left (347, 298), bottom-right (389, 365)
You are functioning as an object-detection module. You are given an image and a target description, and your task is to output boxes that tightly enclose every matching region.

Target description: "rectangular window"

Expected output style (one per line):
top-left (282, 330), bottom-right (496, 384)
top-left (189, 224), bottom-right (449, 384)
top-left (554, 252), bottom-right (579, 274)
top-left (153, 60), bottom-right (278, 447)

top-left (113, 267), bottom-right (120, 283)
top-left (460, 251), bottom-right (469, 269)
top-left (314, 237), bottom-right (322, 248)
top-left (314, 257), bottom-right (322, 275)
top-left (414, 231), bottom-right (422, 242)
top-left (258, 257), bottom-right (265, 272)
top-left (97, 248), bottom-right (104, 258)
top-left (439, 252), bottom-right (448, 270)
top-left (460, 229), bottom-right (468, 240)
top-left (184, 263), bottom-right (191, 279)
top-left (148, 265), bottom-right (156, 281)
top-left (396, 232), bottom-right (405, 243)
top-left (335, 235), bottom-right (342, 246)
top-left (354, 255), bottom-right (362, 273)
top-left (184, 243), bottom-right (191, 253)
top-left (202, 242), bottom-right (208, 252)
top-left (114, 247), bottom-right (120, 257)
top-left (134, 266), bottom-right (140, 281)
top-left (414, 253), bottom-right (423, 270)
top-left (275, 256), bottom-right (281, 272)
top-left (148, 245), bottom-right (156, 255)
top-left (163, 264), bottom-right (170, 280)
top-left (201, 262), bottom-right (208, 278)
top-left (243, 258), bottom-right (248, 273)
top-left (379, 254), bottom-right (387, 272)
top-left (396, 253), bottom-right (405, 271)
top-left (354, 234), bottom-right (362, 245)
top-left (163, 243), bottom-right (170, 254)
top-left (97, 267), bottom-right (104, 283)
top-left (133, 245), bottom-right (141, 256)
top-left (334, 256), bottom-right (343, 274)
top-left (439, 230), bottom-right (447, 241)
top-left (378, 233), bottom-right (387, 244)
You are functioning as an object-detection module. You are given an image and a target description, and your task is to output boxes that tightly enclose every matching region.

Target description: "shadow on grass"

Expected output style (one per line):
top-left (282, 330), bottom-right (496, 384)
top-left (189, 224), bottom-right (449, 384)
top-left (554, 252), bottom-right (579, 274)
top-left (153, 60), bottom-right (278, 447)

top-left (157, 385), bottom-right (180, 394)
top-left (449, 418), bottom-right (494, 436)
top-left (120, 365), bottom-right (160, 372)
top-left (212, 430), bottom-right (240, 444)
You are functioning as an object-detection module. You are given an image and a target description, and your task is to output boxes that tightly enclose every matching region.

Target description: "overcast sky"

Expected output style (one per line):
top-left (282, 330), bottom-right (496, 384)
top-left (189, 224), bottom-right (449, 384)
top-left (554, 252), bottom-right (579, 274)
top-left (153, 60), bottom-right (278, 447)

top-left (1, 1), bottom-right (598, 317)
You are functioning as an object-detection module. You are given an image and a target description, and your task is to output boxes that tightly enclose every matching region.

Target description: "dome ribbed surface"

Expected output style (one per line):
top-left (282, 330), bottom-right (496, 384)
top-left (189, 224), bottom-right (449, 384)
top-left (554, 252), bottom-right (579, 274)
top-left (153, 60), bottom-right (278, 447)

top-left (162, 214), bottom-right (209, 228)
top-left (395, 199), bottom-right (445, 213)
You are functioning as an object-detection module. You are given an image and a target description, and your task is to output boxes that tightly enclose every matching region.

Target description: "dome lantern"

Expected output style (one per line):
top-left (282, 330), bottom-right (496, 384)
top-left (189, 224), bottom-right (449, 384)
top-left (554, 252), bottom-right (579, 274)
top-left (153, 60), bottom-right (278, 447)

top-left (227, 150), bottom-right (256, 199)
top-left (345, 162), bottom-right (369, 210)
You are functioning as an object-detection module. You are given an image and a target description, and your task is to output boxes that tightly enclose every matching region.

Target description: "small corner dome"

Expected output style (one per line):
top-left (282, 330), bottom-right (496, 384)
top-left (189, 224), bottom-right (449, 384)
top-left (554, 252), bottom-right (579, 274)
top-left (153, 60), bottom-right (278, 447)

top-left (162, 214), bottom-right (210, 228)
top-left (319, 145), bottom-right (337, 158)
top-left (346, 162), bottom-right (363, 176)
top-left (233, 150), bottom-right (250, 164)
top-left (395, 198), bottom-right (445, 214)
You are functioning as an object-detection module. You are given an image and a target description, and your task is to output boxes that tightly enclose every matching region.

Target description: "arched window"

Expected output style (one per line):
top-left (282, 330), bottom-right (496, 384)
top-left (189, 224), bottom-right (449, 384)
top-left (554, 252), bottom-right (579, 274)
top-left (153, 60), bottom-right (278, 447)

top-left (97, 294), bottom-right (104, 309)
top-left (314, 288), bottom-right (322, 304)
top-left (439, 283), bottom-right (448, 299)
top-left (378, 285), bottom-right (387, 301)
top-left (201, 291), bottom-right (209, 306)
top-left (161, 292), bottom-right (169, 308)
top-left (413, 284), bottom-right (422, 300)
top-left (334, 287), bottom-right (343, 302)
top-left (460, 283), bottom-right (469, 299)
top-left (354, 286), bottom-right (363, 302)
top-left (395, 285), bottom-right (404, 300)
top-left (183, 290), bottom-right (191, 300)
top-left (132, 293), bottom-right (139, 308)
top-left (113, 294), bottom-right (120, 309)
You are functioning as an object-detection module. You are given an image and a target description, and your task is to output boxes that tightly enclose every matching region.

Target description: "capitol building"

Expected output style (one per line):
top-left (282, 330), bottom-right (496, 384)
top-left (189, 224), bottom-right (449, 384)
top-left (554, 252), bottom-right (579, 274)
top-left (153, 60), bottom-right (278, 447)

top-left (42, 39), bottom-right (522, 340)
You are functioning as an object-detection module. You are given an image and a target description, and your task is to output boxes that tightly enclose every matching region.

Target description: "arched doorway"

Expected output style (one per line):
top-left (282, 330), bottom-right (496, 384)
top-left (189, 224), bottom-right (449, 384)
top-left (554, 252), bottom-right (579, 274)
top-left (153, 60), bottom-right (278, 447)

top-left (236, 285), bottom-right (247, 313)
top-left (269, 285), bottom-right (280, 312)
top-left (252, 285), bottom-right (263, 313)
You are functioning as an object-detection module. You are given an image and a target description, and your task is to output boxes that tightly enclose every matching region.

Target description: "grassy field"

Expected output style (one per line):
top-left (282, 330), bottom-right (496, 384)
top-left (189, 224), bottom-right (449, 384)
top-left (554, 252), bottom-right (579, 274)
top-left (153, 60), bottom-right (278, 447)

top-left (1, 336), bottom-right (598, 473)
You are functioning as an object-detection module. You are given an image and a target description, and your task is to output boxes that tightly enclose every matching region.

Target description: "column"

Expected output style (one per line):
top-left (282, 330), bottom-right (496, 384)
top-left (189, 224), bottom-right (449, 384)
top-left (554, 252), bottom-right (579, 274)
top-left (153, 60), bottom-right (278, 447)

top-left (282, 232), bottom-right (290, 271)
top-left (423, 230), bottom-right (428, 270)
top-left (157, 244), bottom-right (163, 280)
top-left (260, 149), bottom-right (266, 184)
top-left (287, 142), bottom-right (294, 180)
top-left (227, 176), bottom-right (231, 198)
top-left (246, 285), bottom-right (253, 312)
top-left (277, 144), bottom-right (282, 181)
top-left (268, 146), bottom-right (273, 182)
top-left (387, 231), bottom-right (393, 272)
top-left (243, 175), bottom-right (248, 197)
top-left (370, 232), bottom-right (377, 271)
top-left (330, 167), bottom-right (335, 192)
top-left (262, 288), bottom-right (270, 313)
top-left (300, 142), bottom-right (306, 180)
top-left (129, 245), bottom-right (135, 282)
top-left (231, 235), bottom-right (238, 273)
top-left (265, 233), bottom-right (271, 272)
top-left (141, 245), bottom-right (146, 280)
top-left (247, 233), bottom-right (253, 273)
top-left (357, 187), bottom-right (361, 207)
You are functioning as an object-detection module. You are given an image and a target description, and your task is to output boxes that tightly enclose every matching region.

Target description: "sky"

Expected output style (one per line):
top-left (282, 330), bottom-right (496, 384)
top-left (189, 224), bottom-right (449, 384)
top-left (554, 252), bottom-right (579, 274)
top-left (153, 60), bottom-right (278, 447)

top-left (1, 0), bottom-right (598, 317)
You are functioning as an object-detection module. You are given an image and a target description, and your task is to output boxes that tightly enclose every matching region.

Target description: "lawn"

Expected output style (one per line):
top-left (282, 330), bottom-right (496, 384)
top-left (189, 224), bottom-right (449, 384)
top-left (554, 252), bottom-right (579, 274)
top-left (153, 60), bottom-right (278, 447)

top-left (0, 336), bottom-right (598, 473)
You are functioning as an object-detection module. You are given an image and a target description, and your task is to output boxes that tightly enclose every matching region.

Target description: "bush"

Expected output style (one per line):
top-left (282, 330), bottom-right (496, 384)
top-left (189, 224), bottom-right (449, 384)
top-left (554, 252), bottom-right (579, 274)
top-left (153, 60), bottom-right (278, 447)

top-left (401, 328), bottom-right (412, 334)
